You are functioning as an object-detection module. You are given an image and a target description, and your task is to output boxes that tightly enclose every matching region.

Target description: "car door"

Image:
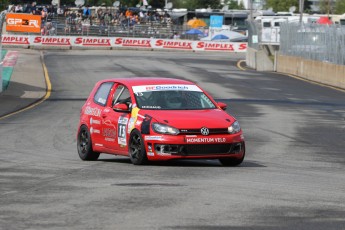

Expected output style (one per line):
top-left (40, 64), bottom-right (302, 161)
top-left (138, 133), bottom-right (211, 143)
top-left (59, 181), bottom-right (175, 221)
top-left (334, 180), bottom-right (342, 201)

top-left (102, 84), bottom-right (132, 153)
top-left (89, 81), bottom-right (114, 147)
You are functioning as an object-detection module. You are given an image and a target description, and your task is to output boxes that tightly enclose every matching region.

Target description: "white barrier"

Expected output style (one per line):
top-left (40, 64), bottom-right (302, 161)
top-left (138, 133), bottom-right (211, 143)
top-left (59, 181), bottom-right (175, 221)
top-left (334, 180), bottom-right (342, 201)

top-left (1, 35), bottom-right (247, 52)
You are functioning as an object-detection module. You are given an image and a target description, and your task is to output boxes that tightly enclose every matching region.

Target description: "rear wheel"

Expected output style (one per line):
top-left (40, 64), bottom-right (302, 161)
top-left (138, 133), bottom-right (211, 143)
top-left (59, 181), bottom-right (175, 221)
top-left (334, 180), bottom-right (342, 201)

top-left (129, 130), bottom-right (148, 165)
top-left (77, 125), bottom-right (100, 161)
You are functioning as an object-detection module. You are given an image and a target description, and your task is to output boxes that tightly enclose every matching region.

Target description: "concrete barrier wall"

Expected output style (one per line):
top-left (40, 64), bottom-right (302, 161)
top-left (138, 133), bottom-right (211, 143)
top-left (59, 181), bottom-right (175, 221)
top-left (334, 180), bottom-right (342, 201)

top-left (277, 54), bottom-right (345, 90)
top-left (246, 47), bottom-right (274, 71)
top-left (246, 47), bottom-right (256, 69)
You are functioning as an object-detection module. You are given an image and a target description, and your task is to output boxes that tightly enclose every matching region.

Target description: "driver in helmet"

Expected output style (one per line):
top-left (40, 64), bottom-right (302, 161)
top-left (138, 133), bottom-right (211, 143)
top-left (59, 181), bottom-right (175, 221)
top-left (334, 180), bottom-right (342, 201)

top-left (164, 91), bottom-right (183, 109)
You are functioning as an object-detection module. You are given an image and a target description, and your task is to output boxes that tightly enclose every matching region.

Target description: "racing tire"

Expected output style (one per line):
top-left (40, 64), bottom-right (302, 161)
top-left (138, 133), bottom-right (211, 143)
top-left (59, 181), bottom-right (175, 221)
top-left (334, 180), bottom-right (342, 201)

top-left (129, 130), bottom-right (148, 165)
top-left (219, 154), bottom-right (245, 167)
top-left (77, 125), bottom-right (100, 161)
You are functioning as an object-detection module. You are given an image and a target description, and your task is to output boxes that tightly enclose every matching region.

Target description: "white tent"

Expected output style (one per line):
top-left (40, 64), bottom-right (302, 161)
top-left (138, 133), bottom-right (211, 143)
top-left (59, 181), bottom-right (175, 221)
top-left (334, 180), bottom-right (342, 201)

top-left (201, 30), bottom-right (247, 42)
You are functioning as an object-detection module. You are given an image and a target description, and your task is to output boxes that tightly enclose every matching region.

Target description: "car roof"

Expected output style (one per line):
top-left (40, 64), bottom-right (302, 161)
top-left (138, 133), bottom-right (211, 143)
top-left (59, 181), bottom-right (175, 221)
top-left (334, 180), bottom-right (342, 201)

top-left (100, 77), bottom-right (196, 87)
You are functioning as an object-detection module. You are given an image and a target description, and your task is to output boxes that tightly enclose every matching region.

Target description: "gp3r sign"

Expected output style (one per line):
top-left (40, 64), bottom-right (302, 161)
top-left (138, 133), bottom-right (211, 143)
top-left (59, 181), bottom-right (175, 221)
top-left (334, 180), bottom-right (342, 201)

top-left (6, 13), bottom-right (41, 33)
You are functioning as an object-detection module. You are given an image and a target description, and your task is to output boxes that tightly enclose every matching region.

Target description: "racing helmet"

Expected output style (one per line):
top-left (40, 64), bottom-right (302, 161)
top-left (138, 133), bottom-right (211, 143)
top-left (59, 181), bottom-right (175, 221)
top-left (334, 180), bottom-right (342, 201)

top-left (165, 91), bottom-right (182, 109)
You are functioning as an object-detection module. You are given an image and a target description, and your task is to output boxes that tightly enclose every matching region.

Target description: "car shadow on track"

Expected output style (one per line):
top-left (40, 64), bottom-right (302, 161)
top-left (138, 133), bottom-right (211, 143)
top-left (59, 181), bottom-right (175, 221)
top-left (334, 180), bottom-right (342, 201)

top-left (98, 157), bottom-right (265, 167)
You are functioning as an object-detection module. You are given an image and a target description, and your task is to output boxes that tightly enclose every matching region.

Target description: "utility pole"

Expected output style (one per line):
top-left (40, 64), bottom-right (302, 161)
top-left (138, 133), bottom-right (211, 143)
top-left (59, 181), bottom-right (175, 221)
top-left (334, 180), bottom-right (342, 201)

top-left (299, 0), bottom-right (304, 23)
top-left (328, 0), bottom-right (330, 17)
top-left (249, 0), bottom-right (253, 20)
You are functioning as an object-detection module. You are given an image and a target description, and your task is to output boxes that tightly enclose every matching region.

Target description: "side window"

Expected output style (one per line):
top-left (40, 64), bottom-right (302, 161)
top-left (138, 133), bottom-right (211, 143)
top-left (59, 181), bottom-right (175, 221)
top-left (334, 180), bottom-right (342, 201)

top-left (112, 85), bottom-right (132, 106)
top-left (94, 82), bottom-right (113, 106)
top-left (263, 22), bottom-right (271, 27)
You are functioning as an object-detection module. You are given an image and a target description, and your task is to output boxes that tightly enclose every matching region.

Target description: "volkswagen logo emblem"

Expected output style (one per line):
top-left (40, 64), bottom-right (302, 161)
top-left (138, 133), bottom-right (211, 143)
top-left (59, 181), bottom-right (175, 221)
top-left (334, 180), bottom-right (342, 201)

top-left (200, 127), bottom-right (209, 136)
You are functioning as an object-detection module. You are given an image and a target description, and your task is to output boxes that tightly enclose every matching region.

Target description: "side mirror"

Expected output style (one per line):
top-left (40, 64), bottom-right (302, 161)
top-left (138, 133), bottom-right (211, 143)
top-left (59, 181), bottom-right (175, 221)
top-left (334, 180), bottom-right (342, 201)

top-left (217, 102), bottom-right (227, 111)
top-left (113, 103), bottom-right (131, 113)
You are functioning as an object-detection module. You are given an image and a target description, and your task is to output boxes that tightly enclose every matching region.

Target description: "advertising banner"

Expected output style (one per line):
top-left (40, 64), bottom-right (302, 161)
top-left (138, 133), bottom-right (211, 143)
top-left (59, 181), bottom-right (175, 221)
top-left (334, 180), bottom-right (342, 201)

top-left (1, 35), bottom-right (247, 52)
top-left (210, 15), bottom-right (224, 28)
top-left (6, 13), bottom-right (41, 33)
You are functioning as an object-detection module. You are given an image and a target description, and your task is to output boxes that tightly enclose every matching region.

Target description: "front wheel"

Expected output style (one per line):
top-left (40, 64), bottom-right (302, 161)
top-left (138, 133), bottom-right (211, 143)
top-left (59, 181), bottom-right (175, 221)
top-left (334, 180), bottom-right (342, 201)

top-left (219, 152), bottom-right (245, 166)
top-left (77, 125), bottom-right (100, 161)
top-left (129, 130), bottom-right (148, 165)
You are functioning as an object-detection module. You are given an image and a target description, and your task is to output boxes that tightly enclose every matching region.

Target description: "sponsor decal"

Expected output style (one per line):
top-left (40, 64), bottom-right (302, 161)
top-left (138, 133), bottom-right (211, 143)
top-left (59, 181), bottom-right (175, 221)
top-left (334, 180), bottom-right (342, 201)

top-left (141, 106), bottom-right (161, 109)
top-left (95, 143), bottom-right (103, 147)
top-left (34, 36), bottom-right (71, 46)
top-left (84, 106), bottom-right (101, 117)
top-left (147, 151), bottom-right (155, 156)
top-left (132, 85), bottom-right (202, 93)
top-left (104, 120), bottom-right (116, 128)
top-left (115, 38), bottom-right (151, 47)
top-left (118, 116), bottom-right (129, 146)
top-left (105, 137), bottom-right (115, 142)
top-left (90, 117), bottom-right (101, 125)
top-left (97, 98), bottom-right (106, 104)
top-left (144, 136), bottom-right (163, 141)
top-left (90, 128), bottom-right (101, 134)
top-left (127, 117), bottom-right (136, 134)
top-left (75, 37), bottom-right (111, 46)
top-left (2, 36), bottom-right (29, 44)
top-left (155, 40), bottom-right (192, 49)
top-left (103, 128), bottom-right (116, 138)
top-left (141, 115), bottom-right (152, 135)
top-left (185, 137), bottom-right (227, 143)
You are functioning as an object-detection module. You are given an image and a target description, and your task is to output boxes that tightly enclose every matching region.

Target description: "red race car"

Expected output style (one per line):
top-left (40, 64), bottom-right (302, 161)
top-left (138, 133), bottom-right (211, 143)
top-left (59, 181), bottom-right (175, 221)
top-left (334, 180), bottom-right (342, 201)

top-left (77, 78), bottom-right (245, 166)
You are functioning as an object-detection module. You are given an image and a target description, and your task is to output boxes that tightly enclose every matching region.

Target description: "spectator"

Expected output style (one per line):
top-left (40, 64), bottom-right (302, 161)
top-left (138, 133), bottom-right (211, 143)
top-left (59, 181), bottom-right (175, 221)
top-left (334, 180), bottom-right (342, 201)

top-left (31, 2), bottom-right (37, 13)
top-left (173, 32), bottom-right (180, 39)
top-left (41, 6), bottom-right (48, 23)
top-left (9, 5), bottom-right (15, 12)
top-left (15, 4), bottom-right (23, 13)
top-left (83, 5), bottom-right (91, 19)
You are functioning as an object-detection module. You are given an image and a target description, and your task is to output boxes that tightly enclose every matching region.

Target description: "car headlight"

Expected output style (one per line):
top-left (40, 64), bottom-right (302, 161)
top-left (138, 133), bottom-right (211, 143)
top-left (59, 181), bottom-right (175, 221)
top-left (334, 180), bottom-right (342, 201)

top-left (152, 123), bottom-right (180, 135)
top-left (228, 121), bottom-right (241, 134)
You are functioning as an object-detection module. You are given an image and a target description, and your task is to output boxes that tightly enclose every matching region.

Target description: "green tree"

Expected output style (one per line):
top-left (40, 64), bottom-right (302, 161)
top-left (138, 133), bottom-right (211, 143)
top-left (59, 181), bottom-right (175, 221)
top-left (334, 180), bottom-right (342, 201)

top-left (304, 0), bottom-right (312, 13)
top-left (265, 0), bottom-right (299, 12)
top-left (0, 0), bottom-right (10, 11)
top-left (319, 0), bottom-right (333, 14)
top-left (334, 0), bottom-right (345, 14)
top-left (170, 0), bottom-right (220, 10)
top-left (228, 0), bottom-right (245, 9)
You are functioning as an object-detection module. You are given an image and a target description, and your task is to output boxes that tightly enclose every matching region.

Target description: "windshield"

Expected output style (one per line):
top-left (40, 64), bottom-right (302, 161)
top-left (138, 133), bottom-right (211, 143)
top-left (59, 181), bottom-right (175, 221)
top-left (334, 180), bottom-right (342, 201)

top-left (132, 85), bottom-right (216, 110)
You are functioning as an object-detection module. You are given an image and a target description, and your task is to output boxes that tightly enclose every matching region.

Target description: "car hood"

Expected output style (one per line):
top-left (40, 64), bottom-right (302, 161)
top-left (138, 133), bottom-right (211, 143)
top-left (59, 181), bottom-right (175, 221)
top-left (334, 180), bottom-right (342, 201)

top-left (140, 109), bottom-right (234, 128)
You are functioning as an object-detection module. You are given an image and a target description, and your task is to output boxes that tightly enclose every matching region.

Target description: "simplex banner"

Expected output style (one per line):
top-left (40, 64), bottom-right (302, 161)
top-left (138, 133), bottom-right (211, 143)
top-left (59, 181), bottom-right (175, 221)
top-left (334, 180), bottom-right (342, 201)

top-left (1, 35), bottom-right (247, 52)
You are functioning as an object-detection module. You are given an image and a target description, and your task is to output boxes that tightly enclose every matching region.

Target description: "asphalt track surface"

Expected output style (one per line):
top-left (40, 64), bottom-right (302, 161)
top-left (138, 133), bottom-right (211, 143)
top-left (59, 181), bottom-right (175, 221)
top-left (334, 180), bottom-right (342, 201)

top-left (1, 50), bottom-right (345, 230)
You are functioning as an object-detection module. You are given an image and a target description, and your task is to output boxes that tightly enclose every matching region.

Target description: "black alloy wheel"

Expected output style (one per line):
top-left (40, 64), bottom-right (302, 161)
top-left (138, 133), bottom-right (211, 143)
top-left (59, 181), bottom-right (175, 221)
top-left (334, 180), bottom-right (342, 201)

top-left (129, 130), bottom-right (148, 165)
top-left (77, 125), bottom-right (100, 161)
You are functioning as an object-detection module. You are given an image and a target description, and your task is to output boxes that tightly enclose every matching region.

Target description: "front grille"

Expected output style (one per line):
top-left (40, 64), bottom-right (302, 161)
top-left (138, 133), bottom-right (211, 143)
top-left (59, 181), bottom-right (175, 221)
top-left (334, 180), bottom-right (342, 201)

top-left (154, 142), bottom-right (244, 156)
top-left (179, 128), bottom-right (229, 135)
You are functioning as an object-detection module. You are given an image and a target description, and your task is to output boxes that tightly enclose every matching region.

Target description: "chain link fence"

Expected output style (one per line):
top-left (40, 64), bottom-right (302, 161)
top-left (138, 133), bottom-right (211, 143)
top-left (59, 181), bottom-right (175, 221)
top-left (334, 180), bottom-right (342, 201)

top-left (247, 18), bottom-right (345, 65)
top-left (280, 23), bottom-right (345, 65)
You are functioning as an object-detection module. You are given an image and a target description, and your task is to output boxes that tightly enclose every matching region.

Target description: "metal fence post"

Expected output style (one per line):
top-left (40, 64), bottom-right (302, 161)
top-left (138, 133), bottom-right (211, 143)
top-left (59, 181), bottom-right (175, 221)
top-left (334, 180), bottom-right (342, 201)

top-left (0, 11), bottom-right (6, 93)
